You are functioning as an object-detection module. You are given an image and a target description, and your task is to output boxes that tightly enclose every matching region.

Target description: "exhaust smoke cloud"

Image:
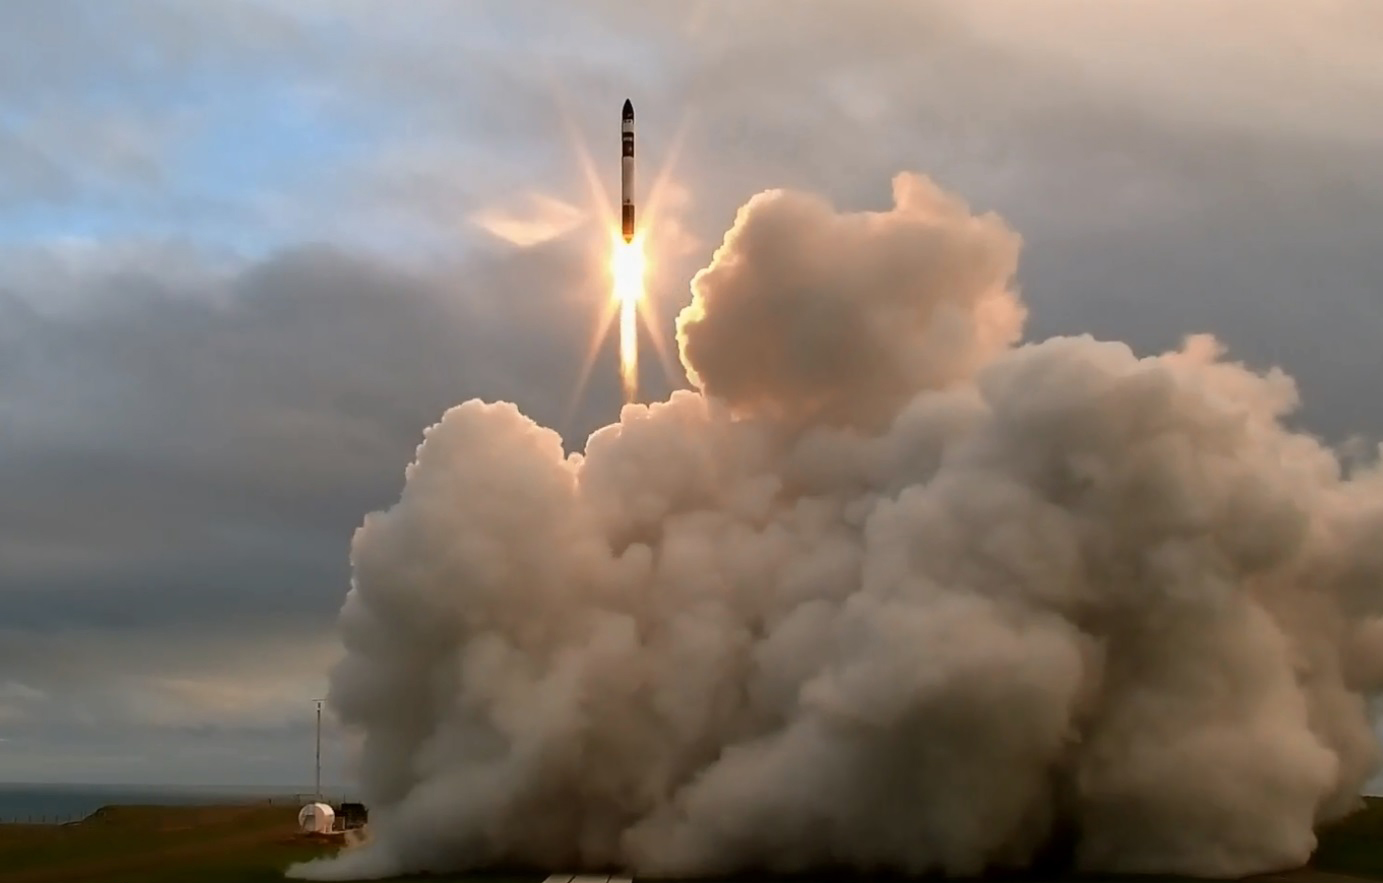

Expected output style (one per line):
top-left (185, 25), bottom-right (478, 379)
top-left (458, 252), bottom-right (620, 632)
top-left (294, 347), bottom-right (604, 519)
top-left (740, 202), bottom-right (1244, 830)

top-left (289, 173), bottom-right (1383, 881)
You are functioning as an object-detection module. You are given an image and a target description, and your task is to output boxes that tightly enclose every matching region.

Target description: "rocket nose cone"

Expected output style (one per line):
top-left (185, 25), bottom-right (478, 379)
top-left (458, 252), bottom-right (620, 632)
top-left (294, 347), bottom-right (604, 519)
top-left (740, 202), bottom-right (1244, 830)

top-left (623, 99), bottom-right (634, 120)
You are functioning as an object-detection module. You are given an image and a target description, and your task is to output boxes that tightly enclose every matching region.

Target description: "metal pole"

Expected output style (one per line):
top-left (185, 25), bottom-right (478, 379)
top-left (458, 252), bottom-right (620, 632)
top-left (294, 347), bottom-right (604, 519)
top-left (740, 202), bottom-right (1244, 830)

top-left (315, 698), bottom-right (323, 801)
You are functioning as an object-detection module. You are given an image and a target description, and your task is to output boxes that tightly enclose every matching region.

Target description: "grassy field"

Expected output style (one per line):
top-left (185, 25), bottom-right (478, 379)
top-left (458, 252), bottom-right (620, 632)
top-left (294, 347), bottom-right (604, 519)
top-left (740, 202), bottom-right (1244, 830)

top-left (0, 800), bottom-right (548, 883)
top-left (3, 799), bottom-right (1383, 883)
top-left (0, 804), bottom-right (328, 883)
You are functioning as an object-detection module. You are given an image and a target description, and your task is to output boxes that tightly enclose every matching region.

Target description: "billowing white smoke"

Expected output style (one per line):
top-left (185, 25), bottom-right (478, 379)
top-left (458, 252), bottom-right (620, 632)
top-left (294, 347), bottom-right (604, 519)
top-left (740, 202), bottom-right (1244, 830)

top-left (288, 173), bottom-right (1383, 881)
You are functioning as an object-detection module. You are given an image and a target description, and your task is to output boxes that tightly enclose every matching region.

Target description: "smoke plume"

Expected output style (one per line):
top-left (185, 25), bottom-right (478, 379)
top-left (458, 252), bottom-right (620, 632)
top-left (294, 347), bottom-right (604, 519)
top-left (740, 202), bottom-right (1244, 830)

top-left (288, 172), bottom-right (1383, 881)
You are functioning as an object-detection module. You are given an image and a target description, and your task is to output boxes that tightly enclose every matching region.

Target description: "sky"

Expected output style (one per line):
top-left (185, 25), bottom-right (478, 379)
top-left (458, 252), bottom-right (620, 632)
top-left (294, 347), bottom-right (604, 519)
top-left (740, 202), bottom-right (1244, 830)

top-left (0, 0), bottom-right (1381, 786)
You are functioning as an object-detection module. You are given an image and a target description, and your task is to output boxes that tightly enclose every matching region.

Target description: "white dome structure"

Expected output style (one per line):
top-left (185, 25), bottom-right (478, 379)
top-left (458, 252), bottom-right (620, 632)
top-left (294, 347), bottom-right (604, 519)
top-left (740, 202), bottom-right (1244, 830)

top-left (298, 802), bottom-right (335, 834)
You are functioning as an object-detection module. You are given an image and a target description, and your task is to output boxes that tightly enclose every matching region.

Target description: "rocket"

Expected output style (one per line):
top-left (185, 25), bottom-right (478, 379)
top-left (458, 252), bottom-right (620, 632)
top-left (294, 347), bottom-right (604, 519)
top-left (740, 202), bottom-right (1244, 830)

top-left (621, 98), bottom-right (635, 243)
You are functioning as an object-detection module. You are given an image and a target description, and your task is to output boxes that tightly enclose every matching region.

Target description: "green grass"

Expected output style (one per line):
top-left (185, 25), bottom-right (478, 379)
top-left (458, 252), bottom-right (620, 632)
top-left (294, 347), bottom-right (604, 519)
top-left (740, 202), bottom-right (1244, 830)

top-left (4, 798), bottom-right (1383, 883)
top-left (0, 804), bottom-right (330, 883)
top-left (0, 801), bottom-right (555, 883)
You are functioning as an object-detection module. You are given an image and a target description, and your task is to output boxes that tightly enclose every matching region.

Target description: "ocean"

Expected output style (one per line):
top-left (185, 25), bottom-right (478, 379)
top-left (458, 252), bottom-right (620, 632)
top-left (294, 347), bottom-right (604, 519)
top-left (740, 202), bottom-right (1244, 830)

top-left (0, 783), bottom-right (353, 824)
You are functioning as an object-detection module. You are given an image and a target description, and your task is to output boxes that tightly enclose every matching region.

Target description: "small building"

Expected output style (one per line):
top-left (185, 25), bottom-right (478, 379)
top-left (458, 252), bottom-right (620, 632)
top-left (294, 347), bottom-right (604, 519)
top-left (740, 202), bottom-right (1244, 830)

top-left (336, 801), bottom-right (369, 829)
top-left (298, 802), bottom-right (335, 834)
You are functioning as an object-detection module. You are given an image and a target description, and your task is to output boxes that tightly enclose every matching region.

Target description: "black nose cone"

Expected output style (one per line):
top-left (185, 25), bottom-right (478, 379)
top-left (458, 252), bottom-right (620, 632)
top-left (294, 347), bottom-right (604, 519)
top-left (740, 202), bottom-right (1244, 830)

top-left (623, 98), bottom-right (634, 120)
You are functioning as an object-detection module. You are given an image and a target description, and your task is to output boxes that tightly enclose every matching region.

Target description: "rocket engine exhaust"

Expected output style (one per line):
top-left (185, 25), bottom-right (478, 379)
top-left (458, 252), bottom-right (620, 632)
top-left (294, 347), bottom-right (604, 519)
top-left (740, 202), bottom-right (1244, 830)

top-left (287, 171), bottom-right (1383, 883)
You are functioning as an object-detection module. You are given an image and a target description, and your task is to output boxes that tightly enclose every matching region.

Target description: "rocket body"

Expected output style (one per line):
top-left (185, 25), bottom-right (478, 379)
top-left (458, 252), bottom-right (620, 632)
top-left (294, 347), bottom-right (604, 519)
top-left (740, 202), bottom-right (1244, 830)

top-left (621, 99), bottom-right (635, 243)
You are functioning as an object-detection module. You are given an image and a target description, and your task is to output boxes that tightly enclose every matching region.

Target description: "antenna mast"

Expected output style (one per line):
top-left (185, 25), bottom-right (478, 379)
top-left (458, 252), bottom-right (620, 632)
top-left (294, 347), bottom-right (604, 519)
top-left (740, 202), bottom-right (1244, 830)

top-left (314, 698), bottom-right (323, 801)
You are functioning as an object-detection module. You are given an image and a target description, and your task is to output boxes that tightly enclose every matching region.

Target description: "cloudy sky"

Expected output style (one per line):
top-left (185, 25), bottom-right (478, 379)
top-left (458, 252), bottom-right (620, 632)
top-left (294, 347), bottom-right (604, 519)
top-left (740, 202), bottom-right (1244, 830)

top-left (0, 0), bottom-right (1380, 787)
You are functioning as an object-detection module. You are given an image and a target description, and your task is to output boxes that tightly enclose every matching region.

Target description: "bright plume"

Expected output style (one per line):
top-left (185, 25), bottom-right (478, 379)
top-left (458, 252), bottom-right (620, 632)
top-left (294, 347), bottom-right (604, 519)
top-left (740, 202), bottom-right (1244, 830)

top-left (611, 234), bottom-right (647, 402)
top-left (288, 172), bottom-right (1383, 881)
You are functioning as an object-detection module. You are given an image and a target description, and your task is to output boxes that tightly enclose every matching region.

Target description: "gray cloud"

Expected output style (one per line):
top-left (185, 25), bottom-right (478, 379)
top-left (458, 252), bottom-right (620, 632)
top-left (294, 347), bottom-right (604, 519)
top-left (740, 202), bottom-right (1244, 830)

top-left (0, 233), bottom-right (639, 778)
top-left (0, 237), bottom-right (629, 624)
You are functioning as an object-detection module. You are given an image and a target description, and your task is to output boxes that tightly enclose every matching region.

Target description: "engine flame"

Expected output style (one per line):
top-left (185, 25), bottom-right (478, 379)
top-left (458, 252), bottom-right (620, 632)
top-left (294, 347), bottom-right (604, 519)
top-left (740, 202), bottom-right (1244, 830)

top-left (610, 234), bottom-right (647, 402)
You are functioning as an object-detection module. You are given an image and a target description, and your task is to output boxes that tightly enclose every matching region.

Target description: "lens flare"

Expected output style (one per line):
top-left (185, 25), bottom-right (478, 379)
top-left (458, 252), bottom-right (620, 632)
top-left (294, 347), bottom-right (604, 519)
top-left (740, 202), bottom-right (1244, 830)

top-left (610, 233), bottom-right (647, 402)
top-left (541, 75), bottom-right (693, 426)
